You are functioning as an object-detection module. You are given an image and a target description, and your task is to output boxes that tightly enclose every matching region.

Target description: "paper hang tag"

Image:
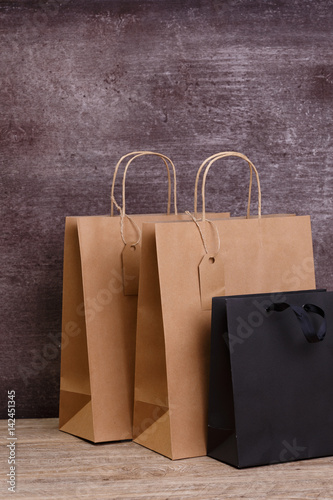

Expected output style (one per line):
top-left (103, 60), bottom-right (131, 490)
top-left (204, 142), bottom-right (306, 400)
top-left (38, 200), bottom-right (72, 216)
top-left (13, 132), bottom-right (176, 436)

top-left (121, 243), bottom-right (141, 296)
top-left (198, 253), bottom-right (225, 310)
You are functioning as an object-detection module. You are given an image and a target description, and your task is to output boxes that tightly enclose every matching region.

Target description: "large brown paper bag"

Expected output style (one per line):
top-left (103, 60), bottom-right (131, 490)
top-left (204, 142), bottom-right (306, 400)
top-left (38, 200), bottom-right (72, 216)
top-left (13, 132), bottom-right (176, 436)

top-left (133, 152), bottom-right (316, 459)
top-left (59, 151), bottom-right (190, 443)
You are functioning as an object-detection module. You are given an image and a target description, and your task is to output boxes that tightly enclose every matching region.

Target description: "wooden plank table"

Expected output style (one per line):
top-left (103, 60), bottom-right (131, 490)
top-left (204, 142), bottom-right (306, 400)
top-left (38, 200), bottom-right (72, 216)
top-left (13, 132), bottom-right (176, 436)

top-left (1, 418), bottom-right (333, 499)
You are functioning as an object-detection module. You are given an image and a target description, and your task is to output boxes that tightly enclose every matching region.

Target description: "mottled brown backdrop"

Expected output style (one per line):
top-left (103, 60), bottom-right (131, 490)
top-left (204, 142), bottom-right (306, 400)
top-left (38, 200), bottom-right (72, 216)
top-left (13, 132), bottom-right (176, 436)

top-left (1, 0), bottom-right (332, 418)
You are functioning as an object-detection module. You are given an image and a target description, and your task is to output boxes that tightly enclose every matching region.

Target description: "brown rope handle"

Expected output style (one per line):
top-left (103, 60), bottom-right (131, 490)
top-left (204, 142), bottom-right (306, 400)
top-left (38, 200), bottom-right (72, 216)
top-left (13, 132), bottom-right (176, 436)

top-left (110, 151), bottom-right (177, 216)
top-left (121, 152), bottom-right (178, 217)
top-left (201, 152), bottom-right (261, 221)
top-left (195, 152), bottom-right (261, 221)
top-left (194, 151), bottom-right (257, 219)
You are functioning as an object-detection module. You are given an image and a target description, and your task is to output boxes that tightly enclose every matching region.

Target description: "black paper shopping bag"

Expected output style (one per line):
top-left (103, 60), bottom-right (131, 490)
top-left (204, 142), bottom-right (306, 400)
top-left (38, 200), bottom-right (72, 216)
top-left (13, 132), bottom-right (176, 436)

top-left (207, 289), bottom-right (332, 468)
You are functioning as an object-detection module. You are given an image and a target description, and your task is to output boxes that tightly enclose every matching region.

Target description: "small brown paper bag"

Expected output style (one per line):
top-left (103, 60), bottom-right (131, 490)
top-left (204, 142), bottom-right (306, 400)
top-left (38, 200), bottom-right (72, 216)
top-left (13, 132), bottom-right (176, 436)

top-left (133, 152), bottom-right (316, 459)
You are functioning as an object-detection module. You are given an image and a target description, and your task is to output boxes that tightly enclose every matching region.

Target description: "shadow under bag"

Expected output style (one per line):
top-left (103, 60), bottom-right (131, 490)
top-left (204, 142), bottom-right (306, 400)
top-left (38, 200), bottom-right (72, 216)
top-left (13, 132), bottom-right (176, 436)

top-left (208, 289), bottom-right (332, 468)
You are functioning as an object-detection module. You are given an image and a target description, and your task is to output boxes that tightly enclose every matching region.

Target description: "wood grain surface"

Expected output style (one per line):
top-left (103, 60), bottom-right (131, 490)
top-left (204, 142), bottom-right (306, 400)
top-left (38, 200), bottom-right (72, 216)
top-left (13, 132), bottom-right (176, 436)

top-left (1, 418), bottom-right (333, 499)
top-left (0, 1), bottom-right (332, 418)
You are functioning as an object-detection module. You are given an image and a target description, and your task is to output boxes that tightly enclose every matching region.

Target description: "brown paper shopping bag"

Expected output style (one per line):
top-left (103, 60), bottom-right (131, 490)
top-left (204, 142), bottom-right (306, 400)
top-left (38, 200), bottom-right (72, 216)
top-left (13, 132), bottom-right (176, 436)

top-left (59, 151), bottom-right (190, 443)
top-left (133, 152), bottom-right (316, 459)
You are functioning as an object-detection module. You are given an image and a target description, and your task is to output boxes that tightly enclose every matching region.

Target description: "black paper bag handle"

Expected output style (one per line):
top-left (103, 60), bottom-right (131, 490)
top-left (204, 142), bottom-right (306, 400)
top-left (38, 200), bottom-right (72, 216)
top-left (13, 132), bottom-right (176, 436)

top-left (266, 302), bottom-right (326, 343)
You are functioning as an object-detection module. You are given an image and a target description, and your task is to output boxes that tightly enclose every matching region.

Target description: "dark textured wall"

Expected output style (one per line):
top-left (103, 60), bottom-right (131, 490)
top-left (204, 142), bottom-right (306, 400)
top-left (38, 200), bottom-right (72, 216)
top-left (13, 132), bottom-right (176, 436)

top-left (1, 0), bottom-right (332, 418)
